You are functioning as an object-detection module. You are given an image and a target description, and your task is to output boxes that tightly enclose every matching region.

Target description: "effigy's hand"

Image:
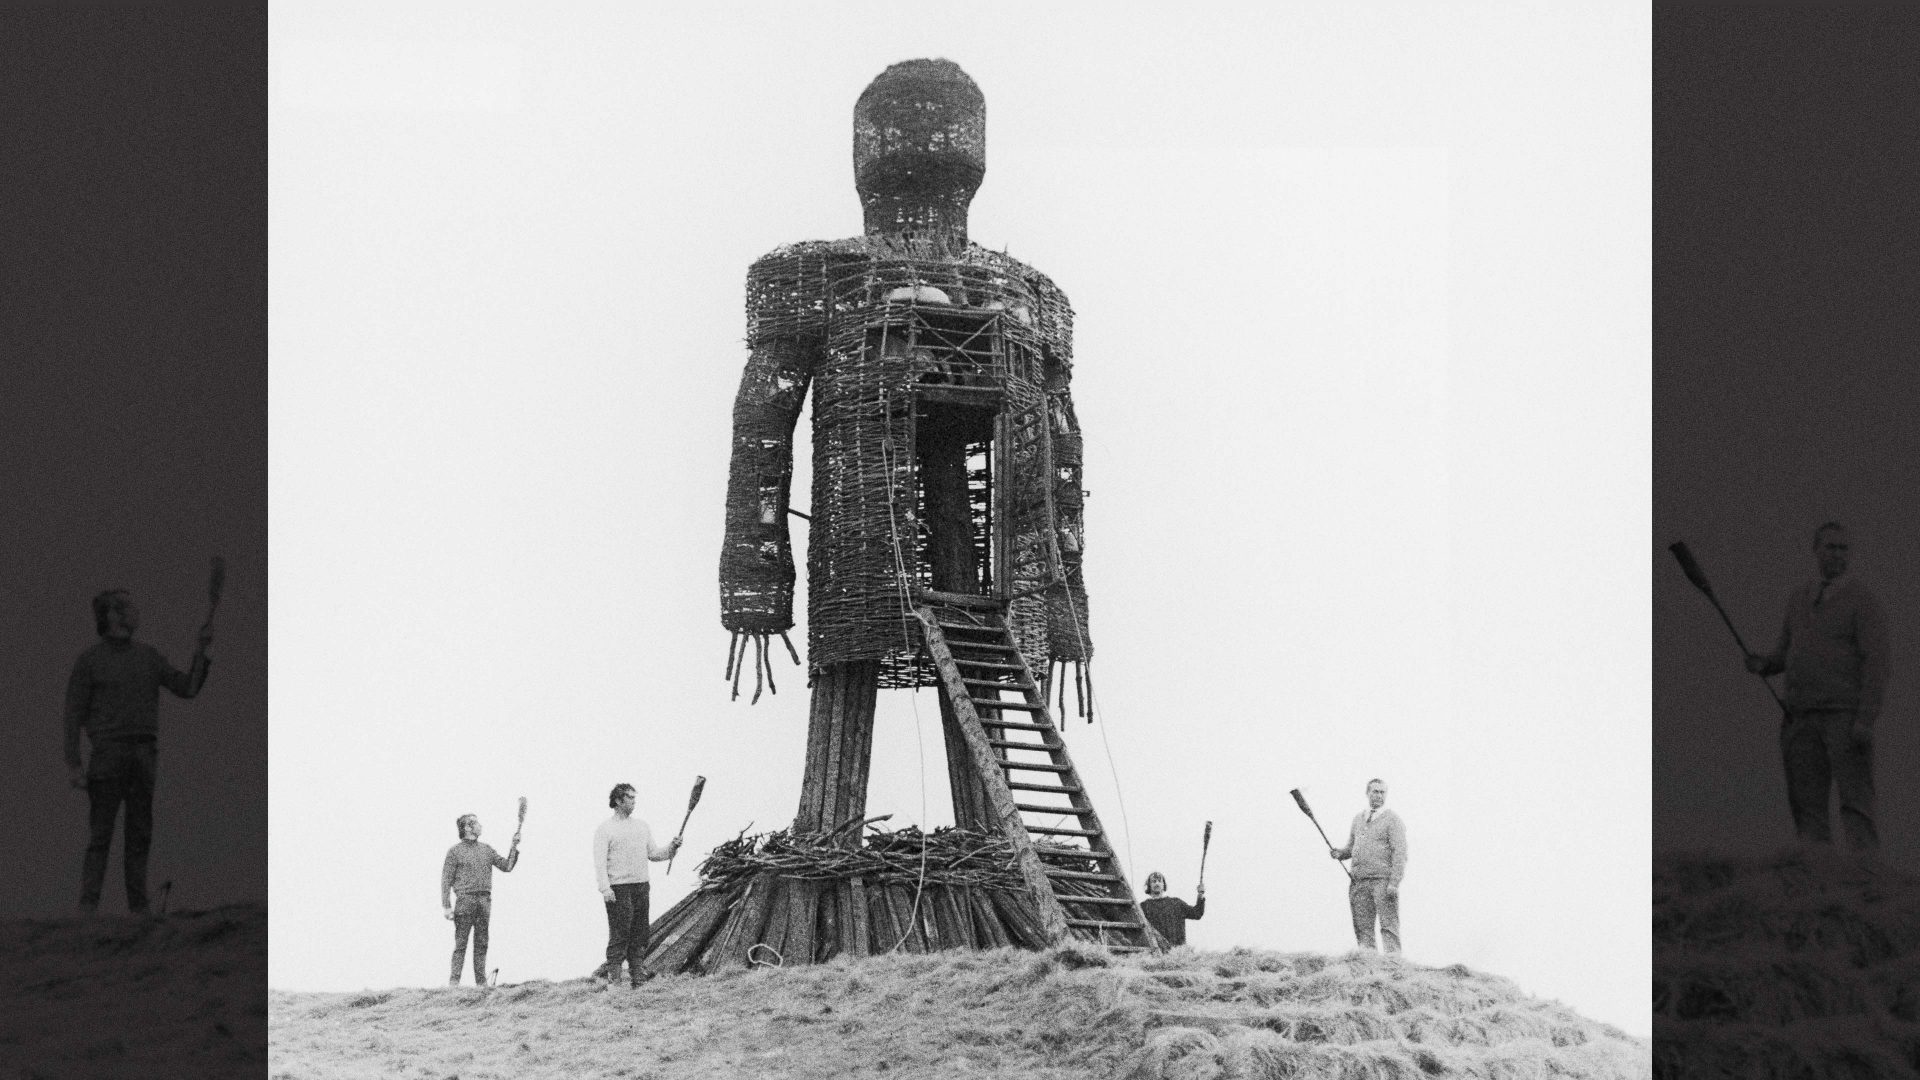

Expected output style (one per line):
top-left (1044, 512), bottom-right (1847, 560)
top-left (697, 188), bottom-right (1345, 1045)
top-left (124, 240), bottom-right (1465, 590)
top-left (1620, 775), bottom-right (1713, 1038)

top-left (726, 629), bottom-right (800, 704)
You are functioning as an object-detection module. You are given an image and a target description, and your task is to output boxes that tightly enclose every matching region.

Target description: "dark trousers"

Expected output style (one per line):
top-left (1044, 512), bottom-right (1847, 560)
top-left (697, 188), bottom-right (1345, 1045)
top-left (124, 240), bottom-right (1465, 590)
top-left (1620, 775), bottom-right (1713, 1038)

top-left (1349, 878), bottom-right (1401, 953)
top-left (81, 740), bottom-right (157, 912)
top-left (1781, 709), bottom-right (1877, 850)
top-left (603, 881), bottom-right (651, 981)
top-left (450, 893), bottom-right (492, 985)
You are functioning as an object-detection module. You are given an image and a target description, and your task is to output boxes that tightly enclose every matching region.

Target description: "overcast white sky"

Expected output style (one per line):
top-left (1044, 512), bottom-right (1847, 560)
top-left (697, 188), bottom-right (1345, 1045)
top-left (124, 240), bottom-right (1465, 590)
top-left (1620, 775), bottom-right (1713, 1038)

top-left (268, 3), bottom-right (1649, 1037)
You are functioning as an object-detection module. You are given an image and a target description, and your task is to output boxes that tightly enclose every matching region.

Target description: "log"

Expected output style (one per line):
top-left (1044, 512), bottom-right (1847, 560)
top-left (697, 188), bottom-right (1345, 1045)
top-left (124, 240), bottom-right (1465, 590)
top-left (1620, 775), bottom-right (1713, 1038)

top-left (702, 872), bottom-right (779, 973)
top-left (648, 892), bottom-right (732, 975)
top-left (867, 879), bottom-right (899, 953)
top-left (884, 884), bottom-right (926, 953)
top-left (783, 877), bottom-right (820, 965)
top-left (915, 885), bottom-right (943, 950)
top-left (645, 888), bottom-right (706, 944)
top-left (797, 661), bottom-right (878, 832)
top-left (756, 876), bottom-right (794, 961)
top-left (817, 880), bottom-right (842, 962)
top-left (970, 888), bottom-right (1011, 949)
top-left (939, 886), bottom-right (978, 950)
top-left (643, 888), bottom-right (709, 959)
top-left (839, 666), bottom-right (876, 840)
top-left (922, 884), bottom-right (952, 949)
top-left (693, 883), bottom-right (752, 974)
top-left (939, 689), bottom-right (994, 830)
top-left (847, 877), bottom-right (873, 957)
top-left (989, 888), bottom-right (1051, 949)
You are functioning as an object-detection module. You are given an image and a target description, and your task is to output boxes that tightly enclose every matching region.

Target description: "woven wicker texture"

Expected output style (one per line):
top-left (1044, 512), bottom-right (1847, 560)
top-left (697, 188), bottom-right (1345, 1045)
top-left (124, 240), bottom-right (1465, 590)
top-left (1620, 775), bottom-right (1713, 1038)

top-left (854, 58), bottom-right (985, 242)
top-left (722, 241), bottom-right (1092, 686)
top-left (719, 59), bottom-right (1091, 689)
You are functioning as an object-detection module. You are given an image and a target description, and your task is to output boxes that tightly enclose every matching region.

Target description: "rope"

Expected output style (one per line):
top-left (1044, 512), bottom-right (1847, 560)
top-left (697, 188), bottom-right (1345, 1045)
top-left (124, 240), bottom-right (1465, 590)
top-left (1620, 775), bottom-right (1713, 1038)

top-left (747, 943), bottom-right (784, 968)
top-left (1056, 550), bottom-right (1136, 889)
top-left (1086, 658), bottom-right (1137, 883)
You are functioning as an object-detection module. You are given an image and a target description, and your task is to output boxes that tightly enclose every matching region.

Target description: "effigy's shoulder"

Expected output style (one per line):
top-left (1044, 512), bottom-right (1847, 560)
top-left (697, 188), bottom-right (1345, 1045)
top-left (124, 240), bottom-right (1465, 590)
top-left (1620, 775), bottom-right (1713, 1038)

top-left (745, 238), bottom-right (869, 342)
top-left (966, 246), bottom-right (1070, 305)
top-left (747, 238), bottom-right (874, 279)
top-left (965, 245), bottom-right (1075, 369)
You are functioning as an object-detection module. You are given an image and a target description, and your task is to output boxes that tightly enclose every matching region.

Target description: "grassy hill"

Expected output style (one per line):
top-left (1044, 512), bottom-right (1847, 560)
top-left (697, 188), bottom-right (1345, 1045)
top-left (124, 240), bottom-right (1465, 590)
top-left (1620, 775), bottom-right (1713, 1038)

top-left (1654, 847), bottom-right (1920, 1079)
top-left (0, 903), bottom-right (266, 1079)
top-left (271, 942), bottom-right (1646, 1079)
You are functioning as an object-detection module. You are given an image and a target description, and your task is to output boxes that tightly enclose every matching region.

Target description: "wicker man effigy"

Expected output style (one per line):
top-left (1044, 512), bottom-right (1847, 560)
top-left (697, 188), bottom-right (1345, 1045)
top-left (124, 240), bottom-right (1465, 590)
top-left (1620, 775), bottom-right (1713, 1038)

top-left (719, 59), bottom-right (1092, 837)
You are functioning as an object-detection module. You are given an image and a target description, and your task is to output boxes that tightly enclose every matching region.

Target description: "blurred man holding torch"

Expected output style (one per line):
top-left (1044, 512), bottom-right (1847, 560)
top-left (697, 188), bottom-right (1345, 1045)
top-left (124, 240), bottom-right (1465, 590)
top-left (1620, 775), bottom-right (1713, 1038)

top-left (64, 588), bottom-right (212, 916)
top-left (1744, 522), bottom-right (1888, 850)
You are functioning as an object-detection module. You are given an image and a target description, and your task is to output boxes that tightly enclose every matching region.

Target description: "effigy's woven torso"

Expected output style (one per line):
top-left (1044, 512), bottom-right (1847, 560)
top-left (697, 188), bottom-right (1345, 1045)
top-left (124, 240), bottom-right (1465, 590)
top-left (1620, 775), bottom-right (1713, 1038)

top-left (726, 235), bottom-right (1091, 687)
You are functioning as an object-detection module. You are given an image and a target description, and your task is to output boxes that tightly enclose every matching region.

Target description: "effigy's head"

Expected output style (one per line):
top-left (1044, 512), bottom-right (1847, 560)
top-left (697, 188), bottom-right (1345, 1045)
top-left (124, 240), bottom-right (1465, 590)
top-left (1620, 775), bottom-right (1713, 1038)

top-left (854, 59), bottom-right (984, 239)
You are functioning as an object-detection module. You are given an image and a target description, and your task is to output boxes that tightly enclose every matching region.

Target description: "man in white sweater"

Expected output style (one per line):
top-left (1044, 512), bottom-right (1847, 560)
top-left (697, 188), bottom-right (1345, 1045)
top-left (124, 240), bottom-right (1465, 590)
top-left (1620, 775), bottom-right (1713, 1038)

top-left (1329, 778), bottom-right (1409, 953)
top-left (593, 782), bottom-right (680, 986)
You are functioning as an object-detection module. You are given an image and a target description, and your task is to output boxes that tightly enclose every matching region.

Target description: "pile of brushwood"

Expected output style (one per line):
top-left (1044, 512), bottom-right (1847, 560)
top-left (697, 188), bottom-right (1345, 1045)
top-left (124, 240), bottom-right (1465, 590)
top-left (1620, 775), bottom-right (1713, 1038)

top-left (695, 824), bottom-right (1026, 890)
top-left (1654, 845), bottom-right (1920, 1079)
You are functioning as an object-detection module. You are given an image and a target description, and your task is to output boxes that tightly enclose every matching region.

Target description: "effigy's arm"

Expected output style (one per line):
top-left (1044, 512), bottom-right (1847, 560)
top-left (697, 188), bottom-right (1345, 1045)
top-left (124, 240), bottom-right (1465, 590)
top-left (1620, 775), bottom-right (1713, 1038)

top-left (719, 335), bottom-right (816, 638)
top-left (1028, 272), bottom-right (1093, 667)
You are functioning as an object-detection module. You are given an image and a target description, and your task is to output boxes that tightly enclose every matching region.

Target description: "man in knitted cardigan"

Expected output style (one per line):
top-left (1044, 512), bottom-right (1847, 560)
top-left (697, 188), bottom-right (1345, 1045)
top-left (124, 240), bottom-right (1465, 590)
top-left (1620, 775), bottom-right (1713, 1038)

top-left (1745, 522), bottom-right (1889, 850)
top-left (1330, 778), bottom-right (1408, 953)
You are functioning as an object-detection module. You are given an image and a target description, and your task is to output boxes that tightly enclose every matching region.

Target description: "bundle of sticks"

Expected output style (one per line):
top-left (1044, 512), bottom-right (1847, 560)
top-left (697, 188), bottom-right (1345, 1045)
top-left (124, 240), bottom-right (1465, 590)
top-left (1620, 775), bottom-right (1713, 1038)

top-left (695, 825), bottom-right (1025, 890)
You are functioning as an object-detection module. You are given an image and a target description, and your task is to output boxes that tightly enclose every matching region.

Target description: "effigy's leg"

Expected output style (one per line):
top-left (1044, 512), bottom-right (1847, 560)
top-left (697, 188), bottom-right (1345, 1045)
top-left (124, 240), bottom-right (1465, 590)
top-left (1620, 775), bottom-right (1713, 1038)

top-left (794, 660), bottom-right (879, 835)
top-left (939, 690), bottom-right (995, 830)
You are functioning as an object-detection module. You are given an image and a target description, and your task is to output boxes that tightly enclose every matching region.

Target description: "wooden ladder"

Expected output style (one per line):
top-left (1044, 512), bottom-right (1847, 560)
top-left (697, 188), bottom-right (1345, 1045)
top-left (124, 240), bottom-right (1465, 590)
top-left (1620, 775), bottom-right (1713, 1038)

top-left (913, 595), bottom-right (1156, 953)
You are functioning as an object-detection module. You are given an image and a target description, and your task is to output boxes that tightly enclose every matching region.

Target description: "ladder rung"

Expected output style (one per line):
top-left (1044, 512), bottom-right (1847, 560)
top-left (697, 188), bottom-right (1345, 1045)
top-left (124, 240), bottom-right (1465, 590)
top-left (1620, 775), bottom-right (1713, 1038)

top-left (998, 762), bottom-right (1071, 773)
top-left (1065, 919), bottom-right (1145, 930)
top-left (916, 590), bottom-right (1006, 610)
top-left (978, 719), bottom-right (1053, 732)
top-left (1056, 896), bottom-right (1134, 906)
top-left (949, 643), bottom-right (1018, 653)
top-left (988, 738), bottom-right (1059, 752)
top-left (952, 653), bottom-right (1029, 668)
top-left (1014, 803), bottom-right (1089, 816)
top-left (1009, 781), bottom-right (1081, 794)
top-left (936, 621), bottom-right (1002, 634)
top-left (962, 677), bottom-right (1033, 692)
top-left (1043, 868), bottom-right (1120, 883)
top-left (1029, 825), bottom-right (1101, 838)
top-left (1036, 845), bottom-right (1111, 859)
top-left (952, 659), bottom-right (1026, 672)
top-left (971, 699), bottom-right (1043, 712)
